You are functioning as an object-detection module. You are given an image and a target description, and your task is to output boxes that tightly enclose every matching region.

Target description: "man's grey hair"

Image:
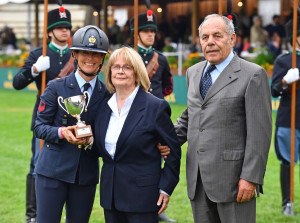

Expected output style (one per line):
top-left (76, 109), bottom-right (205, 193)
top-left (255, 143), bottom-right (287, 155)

top-left (198, 14), bottom-right (235, 38)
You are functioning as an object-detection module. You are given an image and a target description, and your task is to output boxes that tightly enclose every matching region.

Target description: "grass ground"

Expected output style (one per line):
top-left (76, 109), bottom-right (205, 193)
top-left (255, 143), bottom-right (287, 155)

top-left (0, 89), bottom-right (300, 223)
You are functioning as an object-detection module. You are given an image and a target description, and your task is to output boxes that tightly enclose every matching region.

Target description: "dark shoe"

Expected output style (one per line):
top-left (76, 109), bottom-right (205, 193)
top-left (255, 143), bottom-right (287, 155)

top-left (283, 202), bottom-right (295, 216)
top-left (26, 217), bottom-right (37, 223)
top-left (159, 212), bottom-right (177, 222)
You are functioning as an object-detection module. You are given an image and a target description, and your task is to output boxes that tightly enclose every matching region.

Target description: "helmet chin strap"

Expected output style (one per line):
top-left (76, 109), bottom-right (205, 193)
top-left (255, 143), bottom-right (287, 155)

top-left (51, 30), bottom-right (67, 44)
top-left (74, 57), bottom-right (105, 77)
top-left (137, 33), bottom-right (151, 48)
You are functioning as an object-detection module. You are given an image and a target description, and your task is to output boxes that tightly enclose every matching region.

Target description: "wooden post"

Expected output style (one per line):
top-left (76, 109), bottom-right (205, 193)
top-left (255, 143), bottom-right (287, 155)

top-left (134, 0), bottom-right (138, 50)
top-left (39, 0), bottom-right (48, 150)
top-left (290, 0), bottom-right (298, 207)
top-left (191, 0), bottom-right (198, 45)
top-left (218, 0), bottom-right (222, 15)
top-left (102, 0), bottom-right (108, 34)
top-left (41, 0), bottom-right (48, 94)
top-left (34, 0), bottom-right (39, 47)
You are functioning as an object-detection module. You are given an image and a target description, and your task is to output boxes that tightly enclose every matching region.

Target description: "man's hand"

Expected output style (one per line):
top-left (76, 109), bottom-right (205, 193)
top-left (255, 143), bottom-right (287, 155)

top-left (236, 179), bottom-right (256, 203)
top-left (157, 193), bottom-right (169, 214)
top-left (283, 68), bottom-right (299, 85)
top-left (61, 126), bottom-right (90, 146)
top-left (33, 56), bottom-right (50, 73)
top-left (157, 143), bottom-right (170, 159)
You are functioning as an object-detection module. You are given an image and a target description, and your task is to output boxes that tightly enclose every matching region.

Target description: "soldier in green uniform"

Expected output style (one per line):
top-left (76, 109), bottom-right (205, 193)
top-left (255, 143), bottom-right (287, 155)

top-left (271, 17), bottom-right (300, 216)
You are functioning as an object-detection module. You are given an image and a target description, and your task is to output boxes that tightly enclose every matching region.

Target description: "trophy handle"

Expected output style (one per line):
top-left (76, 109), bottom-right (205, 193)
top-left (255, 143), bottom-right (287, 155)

top-left (83, 91), bottom-right (90, 110)
top-left (57, 96), bottom-right (69, 114)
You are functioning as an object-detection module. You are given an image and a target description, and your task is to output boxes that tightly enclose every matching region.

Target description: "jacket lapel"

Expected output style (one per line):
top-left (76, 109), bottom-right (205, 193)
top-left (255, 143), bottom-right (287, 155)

top-left (114, 88), bottom-right (146, 158)
top-left (99, 99), bottom-right (113, 159)
top-left (192, 62), bottom-right (206, 101)
top-left (88, 79), bottom-right (105, 108)
top-left (204, 55), bottom-right (240, 102)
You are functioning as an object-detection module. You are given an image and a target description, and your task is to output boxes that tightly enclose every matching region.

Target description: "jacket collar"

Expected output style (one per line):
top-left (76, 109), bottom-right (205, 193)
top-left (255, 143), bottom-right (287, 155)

top-left (138, 44), bottom-right (153, 54)
top-left (100, 88), bottom-right (146, 160)
top-left (66, 72), bottom-right (105, 107)
top-left (49, 42), bottom-right (69, 55)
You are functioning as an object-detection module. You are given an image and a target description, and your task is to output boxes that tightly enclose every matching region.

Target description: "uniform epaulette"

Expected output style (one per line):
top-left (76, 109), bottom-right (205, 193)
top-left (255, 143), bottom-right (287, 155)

top-left (55, 78), bottom-right (64, 82)
top-left (276, 52), bottom-right (291, 60)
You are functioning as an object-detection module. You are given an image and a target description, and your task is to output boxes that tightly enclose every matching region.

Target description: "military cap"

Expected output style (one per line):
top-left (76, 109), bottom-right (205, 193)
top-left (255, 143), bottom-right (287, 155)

top-left (223, 13), bottom-right (238, 33)
top-left (285, 17), bottom-right (300, 41)
top-left (47, 6), bottom-right (72, 31)
top-left (130, 10), bottom-right (157, 32)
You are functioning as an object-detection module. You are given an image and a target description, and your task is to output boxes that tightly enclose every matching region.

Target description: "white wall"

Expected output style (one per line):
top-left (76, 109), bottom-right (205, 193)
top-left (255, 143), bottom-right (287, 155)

top-left (258, 0), bottom-right (281, 26)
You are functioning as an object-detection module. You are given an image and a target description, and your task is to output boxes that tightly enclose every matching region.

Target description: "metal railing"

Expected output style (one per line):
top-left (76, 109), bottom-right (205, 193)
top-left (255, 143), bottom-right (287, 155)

top-left (162, 42), bottom-right (184, 76)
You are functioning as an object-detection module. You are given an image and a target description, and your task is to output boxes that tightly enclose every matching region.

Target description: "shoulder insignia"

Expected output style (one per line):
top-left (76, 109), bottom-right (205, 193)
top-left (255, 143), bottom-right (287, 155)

top-left (38, 100), bottom-right (46, 112)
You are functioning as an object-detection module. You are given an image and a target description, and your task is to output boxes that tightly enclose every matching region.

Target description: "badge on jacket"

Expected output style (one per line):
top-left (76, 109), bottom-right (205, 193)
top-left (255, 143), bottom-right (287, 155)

top-left (38, 100), bottom-right (46, 112)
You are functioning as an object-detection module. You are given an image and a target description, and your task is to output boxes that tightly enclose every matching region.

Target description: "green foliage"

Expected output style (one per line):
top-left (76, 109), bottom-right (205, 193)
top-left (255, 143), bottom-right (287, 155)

top-left (249, 47), bottom-right (275, 67)
top-left (162, 45), bottom-right (175, 52)
top-left (183, 56), bottom-right (202, 69)
top-left (1, 90), bottom-right (300, 222)
top-left (252, 52), bottom-right (275, 66)
top-left (163, 46), bottom-right (178, 68)
top-left (166, 56), bottom-right (178, 68)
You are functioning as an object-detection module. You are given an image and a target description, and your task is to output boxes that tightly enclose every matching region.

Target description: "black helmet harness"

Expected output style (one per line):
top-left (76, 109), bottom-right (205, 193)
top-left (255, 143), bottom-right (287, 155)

top-left (72, 51), bottom-right (105, 77)
top-left (49, 29), bottom-right (70, 44)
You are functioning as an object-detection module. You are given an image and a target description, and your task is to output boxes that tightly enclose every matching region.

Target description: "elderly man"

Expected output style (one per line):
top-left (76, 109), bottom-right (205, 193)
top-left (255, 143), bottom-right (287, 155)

top-left (175, 14), bottom-right (272, 223)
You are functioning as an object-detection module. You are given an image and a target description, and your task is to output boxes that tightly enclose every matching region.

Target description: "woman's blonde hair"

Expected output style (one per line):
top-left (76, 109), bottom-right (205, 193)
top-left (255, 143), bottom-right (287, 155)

top-left (104, 46), bottom-right (150, 93)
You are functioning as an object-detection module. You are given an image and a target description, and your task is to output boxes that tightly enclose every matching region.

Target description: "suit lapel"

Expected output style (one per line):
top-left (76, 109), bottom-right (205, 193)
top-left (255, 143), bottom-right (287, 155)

top-left (204, 55), bottom-right (240, 102)
top-left (115, 88), bottom-right (146, 158)
top-left (192, 62), bottom-right (206, 101)
top-left (99, 99), bottom-right (113, 159)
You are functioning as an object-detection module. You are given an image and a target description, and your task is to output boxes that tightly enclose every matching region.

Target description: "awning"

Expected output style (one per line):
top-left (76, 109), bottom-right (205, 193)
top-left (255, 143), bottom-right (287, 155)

top-left (0, 0), bottom-right (30, 5)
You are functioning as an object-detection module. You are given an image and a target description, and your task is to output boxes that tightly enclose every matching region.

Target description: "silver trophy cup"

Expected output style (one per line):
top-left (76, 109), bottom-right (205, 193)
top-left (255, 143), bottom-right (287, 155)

top-left (58, 91), bottom-right (92, 138)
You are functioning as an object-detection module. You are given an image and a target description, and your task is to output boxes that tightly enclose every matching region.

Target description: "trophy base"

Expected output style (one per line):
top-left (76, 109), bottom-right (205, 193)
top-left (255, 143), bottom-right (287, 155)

top-left (75, 125), bottom-right (93, 138)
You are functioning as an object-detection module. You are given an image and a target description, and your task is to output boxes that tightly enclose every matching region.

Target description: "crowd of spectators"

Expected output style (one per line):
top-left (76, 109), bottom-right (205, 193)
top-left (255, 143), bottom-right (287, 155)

top-left (0, 13), bottom-right (290, 62)
top-left (234, 13), bottom-right (287, 60)
top-left (0, 25), bottom-right (18, 50)
top-left (106, 13), bottom-right (289, 63)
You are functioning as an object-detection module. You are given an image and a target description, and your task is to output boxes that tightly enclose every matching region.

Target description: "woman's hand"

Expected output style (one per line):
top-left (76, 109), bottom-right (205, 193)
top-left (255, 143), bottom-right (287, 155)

top-left (61, 126), bottom-right (89, 146)
top-left (157, 193), bottom-right (169, 214)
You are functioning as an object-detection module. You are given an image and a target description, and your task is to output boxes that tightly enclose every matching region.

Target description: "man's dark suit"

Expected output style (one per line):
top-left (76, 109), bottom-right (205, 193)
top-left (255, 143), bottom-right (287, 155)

top-left (94, 88), bottom-right (181, 215)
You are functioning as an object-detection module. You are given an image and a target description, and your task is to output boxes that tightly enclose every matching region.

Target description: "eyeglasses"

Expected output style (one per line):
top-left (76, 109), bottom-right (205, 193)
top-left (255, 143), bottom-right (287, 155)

top-left (111, 64), bottom-right (133, 73)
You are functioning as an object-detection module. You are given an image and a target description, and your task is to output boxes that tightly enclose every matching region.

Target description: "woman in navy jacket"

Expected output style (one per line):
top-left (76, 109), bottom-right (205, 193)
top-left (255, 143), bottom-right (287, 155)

top-left (34, 25), bottom-right (109, 223)
top-left (94, 46), bottom-right (181, 223)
